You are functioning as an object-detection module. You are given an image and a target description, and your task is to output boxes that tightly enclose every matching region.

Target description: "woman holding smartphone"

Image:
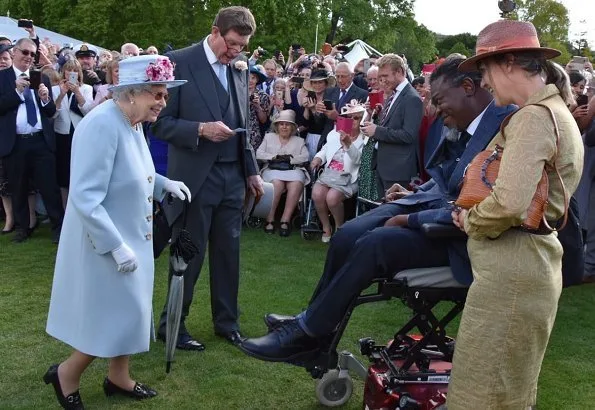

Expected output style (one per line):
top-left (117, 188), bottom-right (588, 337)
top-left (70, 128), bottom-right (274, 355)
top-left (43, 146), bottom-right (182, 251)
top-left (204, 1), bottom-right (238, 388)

top-left (52, 59), bottom-right (94, 207)
top-left (302, 68), bottom-right (336, 160)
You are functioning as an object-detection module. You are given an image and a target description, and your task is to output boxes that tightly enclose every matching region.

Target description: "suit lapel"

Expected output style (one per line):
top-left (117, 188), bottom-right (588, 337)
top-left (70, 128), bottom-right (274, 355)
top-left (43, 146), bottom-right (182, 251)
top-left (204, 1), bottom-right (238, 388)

top-left (382, 82), bottom-right (409, 126)
top-left (229, 57), bottom-right (248, 128)
top-left (187, 42), bottom-right (222, 120)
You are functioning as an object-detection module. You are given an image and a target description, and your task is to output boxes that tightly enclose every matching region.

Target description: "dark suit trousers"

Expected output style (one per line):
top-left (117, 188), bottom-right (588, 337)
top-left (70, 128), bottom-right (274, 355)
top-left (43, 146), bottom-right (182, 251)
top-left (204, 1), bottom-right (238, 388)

top-left (159, 162), bottom-right (245, 335)
top-left (3, 134), bottom-right (63, 230)
top-left (302, 202), bottom-right (450, 337)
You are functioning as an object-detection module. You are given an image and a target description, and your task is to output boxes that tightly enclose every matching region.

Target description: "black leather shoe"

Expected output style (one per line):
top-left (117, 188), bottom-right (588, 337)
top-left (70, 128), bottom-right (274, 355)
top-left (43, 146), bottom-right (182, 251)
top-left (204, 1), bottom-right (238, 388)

top-left (264, 313), bottom-right (296, 330)
top-left (28, 219), bottom-right (39, 235)
top-left (1, 226), bottom-right (14, 235)
top-left (156, 331), bottom-right (206, 351)
top-left (12, 229), bottom-right (29, 243)
top-left (103, 378), bottom-right (157, 400)
top-left (240, 321), bottom-right (320, 362)
top-left (215, 330), bottom-right (244, 345)
top-left (43, 364), bottom-right (85, 409)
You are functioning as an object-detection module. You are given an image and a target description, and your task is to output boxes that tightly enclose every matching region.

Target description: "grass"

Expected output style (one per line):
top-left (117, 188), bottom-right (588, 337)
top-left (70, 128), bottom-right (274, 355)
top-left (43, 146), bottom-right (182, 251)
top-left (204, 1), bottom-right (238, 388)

top-left (0, 224), bottom-right (593, 409)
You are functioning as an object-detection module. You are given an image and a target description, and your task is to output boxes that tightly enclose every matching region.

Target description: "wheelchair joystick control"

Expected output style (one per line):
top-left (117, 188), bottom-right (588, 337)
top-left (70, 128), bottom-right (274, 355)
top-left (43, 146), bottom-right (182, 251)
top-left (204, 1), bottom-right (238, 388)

top-left (399, 393), bottom-right (421, 409)
top-left (358, 337), bottom-right (375, 356)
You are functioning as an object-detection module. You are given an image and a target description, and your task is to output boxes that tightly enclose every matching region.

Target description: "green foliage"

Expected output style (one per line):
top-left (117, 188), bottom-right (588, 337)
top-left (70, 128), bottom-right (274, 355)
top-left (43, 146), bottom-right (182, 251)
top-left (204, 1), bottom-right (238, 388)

top-left (435, 33), bottom-right (476, 58)
top-left (0, 0), bottom-right (435, 68)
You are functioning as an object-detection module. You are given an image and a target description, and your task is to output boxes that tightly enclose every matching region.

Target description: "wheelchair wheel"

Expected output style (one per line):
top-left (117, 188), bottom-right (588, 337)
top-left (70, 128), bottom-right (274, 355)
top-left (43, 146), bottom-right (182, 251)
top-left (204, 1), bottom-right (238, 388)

top-left (315, 369), bottom-right (353, 407)
top-left (246, 216), bottom-right (264, 229)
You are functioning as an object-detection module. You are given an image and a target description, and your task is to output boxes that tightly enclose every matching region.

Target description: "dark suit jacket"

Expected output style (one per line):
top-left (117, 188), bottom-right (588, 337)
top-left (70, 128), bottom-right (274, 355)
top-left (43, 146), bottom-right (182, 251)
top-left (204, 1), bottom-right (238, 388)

top-left (374, 82), bottom-right (423, 183)
top-left (152, 40), bottom-right (258, 224)
top-left (0, 68), bottom-right (56, 158)
top-left (403, 101), bottom-right (517, 285)
top-left (318, 83), bottom-right (368, 149)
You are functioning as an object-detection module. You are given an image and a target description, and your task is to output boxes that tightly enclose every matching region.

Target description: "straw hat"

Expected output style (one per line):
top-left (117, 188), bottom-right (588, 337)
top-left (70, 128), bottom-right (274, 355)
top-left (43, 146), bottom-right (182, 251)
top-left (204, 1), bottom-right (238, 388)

top-left (109, 55), bottom-right (186, 91)
top-left (303, 69), bottom-right (336, 91)
top-left (458, 20), bottom-right (561, 72)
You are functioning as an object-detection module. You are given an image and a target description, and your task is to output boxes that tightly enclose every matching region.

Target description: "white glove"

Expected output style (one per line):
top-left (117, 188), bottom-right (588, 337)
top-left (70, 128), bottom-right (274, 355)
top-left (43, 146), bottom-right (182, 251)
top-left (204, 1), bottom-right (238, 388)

top-left (111, 243), bottom-right (138, 273)
top-left (164, 179), bottom-right (191, 202)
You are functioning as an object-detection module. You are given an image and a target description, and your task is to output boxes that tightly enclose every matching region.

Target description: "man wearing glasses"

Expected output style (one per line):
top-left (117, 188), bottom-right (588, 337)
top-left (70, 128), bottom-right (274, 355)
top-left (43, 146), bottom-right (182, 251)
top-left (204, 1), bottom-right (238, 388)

top-left (0, 38), bottom-right (63, 243)
top-left (153, 6), bottom-right (264, 352)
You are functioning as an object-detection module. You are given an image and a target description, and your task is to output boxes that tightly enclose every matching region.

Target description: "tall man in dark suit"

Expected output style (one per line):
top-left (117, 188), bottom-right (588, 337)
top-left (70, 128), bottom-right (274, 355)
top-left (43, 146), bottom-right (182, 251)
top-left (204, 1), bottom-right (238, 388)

top-left (239, 57), bottom-right (517, 362)
top-left (361, 54), bottom-right (423, 195)
top-left (0, 38), bottom-right (63, 243)
top-left (318, 62), bottom-right (368, 149)
top-left (153, 6), bottom-right (264, 350)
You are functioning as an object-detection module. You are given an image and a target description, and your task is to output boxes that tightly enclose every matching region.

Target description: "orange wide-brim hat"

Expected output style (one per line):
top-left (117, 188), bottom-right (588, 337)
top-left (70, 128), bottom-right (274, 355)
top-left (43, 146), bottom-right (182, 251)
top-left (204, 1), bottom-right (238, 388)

top-left (458, 20), bottom-right (561, 72)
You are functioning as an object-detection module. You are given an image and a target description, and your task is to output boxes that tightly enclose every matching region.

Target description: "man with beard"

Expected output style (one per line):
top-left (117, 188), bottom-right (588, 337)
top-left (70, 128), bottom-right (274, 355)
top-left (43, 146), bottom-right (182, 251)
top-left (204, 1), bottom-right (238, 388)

top-left (239, 57), bottom-right (517, 363)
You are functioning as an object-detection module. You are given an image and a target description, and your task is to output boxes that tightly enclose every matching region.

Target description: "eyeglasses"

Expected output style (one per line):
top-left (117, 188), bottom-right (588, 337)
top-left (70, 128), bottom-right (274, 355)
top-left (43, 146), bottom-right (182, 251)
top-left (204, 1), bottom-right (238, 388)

top-left (222, 36), bottom-right (246, 53)
top-left (16, 48), bottom-right (36, 57)
top-left (145, 90), bottom-right (169, 102)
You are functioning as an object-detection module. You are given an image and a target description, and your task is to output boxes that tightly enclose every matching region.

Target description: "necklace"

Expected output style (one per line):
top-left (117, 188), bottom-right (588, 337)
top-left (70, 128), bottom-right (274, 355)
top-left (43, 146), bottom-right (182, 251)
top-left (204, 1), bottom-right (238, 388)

top-left (115, 101), bottom-right (139, 131)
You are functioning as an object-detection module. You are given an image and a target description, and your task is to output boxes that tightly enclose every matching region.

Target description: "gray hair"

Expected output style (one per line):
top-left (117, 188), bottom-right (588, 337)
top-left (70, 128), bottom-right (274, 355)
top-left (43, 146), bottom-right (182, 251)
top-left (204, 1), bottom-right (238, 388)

top-left (335, 62), bottom-right (353, 74)
top-left (15, 38), bottom-right (37, 50)
top-left (367, 65), bottom-right (378, 76)
top-left (111, 84), bottom-right (153, 102)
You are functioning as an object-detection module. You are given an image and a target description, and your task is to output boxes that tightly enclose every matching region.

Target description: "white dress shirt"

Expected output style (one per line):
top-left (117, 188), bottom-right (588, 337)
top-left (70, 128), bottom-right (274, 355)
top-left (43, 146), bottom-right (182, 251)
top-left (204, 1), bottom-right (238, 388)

top-left (204, 35), bottom-right (227, 82)
top-left (13, 66), bottom-right (43, 134)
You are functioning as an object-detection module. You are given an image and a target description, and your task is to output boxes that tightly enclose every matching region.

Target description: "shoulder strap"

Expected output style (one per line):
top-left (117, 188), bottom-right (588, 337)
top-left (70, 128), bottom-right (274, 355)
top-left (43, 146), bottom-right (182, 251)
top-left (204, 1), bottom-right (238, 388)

top-left (532, 103), bottom-right (569, 231)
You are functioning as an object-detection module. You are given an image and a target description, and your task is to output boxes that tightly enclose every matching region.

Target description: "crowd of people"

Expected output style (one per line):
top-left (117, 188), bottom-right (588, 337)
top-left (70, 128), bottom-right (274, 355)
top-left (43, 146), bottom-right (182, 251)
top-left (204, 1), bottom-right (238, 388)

top-left (0, 7), bottom-right (593, 410)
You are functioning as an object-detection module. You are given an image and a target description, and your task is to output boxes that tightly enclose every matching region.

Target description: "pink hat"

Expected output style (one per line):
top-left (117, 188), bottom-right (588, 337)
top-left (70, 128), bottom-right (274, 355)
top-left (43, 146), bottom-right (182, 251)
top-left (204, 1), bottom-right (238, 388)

top-left (459, 20), bottom-right (561, 72)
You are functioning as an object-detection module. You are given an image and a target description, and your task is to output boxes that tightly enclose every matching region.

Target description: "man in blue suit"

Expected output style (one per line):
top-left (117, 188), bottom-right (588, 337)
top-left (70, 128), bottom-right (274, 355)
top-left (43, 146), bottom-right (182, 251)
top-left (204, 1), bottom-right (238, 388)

top-left (240, 57), bottom-right (517, 362)
top-left (0, 38), bottom-right (63, 243)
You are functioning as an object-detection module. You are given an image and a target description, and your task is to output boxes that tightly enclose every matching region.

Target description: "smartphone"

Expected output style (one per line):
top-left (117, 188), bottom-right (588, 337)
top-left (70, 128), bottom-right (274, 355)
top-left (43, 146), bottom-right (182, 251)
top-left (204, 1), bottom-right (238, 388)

top-left (68, 72), bottom-right (78, 85)
top-left (29, 70), bottom-right (41, 89)
top-left (274, 50), bottom-right (281, 60)
top-left (363, 58), bottom-right (371, 73)
top-left (577, 94), bottom-right (589, 107)
top-left (17, 19), bottom-right (33, 29)
top-left (291, 44), bottom-right (301, 59)
top-left (307, 90), bottom-right (316, 100)
top-left (323, 99), bottom-right (333, 110)
top-left (337, 45), bottom-right (349, 52)
top-left (275, 90), bottom-right (284, 100)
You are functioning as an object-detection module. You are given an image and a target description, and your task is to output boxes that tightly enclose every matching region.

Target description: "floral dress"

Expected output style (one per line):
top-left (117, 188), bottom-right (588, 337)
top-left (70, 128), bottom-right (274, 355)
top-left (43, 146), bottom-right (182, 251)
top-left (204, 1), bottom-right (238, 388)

top-left (249, 90), bottom-right (271, 151)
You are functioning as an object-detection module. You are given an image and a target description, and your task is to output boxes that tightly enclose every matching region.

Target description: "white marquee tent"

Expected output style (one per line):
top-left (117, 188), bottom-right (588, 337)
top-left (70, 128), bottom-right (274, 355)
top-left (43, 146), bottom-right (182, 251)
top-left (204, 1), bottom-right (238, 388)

top-left (343, 39), bottom-right (383, 67)
top-left (0, 15), bottom-right (104, 51)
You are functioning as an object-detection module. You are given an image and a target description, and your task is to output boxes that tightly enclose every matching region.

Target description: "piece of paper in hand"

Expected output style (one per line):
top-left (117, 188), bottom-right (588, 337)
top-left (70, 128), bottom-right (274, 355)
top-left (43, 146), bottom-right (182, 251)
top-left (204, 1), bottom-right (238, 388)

top-left (233, 128), bottom-right (247, 133)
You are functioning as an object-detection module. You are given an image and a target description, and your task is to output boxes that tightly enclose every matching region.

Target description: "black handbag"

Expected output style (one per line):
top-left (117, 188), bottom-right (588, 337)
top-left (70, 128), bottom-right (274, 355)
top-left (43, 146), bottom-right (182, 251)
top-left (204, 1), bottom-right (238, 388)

top-left (153, 200), bottom-right (172, 259)
top-left (268, 154), bottom-right (294, 171)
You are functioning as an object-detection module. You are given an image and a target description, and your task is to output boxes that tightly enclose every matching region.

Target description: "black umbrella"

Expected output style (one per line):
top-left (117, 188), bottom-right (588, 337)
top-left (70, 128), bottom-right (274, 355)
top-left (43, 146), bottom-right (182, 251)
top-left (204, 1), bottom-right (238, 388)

top-left (165, 200), bottom-right (199, 373)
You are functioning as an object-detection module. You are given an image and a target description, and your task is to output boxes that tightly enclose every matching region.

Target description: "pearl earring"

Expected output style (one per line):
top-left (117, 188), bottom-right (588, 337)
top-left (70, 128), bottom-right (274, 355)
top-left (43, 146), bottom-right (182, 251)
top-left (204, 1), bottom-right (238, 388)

top-left (130, 100), bottom-right (135, 105)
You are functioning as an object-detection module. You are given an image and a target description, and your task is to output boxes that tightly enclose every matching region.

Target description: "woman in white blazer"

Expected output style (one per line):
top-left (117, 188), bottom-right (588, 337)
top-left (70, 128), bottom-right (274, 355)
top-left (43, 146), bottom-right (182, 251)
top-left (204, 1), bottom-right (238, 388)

top-left (44, 56), bottom-right (190, 409)
top-left (311, 100), bottom-right (365, 242)
top-left (52, 60), bottom-right (94, 207)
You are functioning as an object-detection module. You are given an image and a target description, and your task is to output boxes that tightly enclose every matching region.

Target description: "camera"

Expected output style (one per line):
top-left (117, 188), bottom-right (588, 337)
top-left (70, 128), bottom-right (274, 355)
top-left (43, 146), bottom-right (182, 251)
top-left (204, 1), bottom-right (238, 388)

top-left (498, 0), bottom-right (516, 16)
top-left (17, 19), bottom-right (33, 29)
top-left (257, 46), bottom-right (268, 57)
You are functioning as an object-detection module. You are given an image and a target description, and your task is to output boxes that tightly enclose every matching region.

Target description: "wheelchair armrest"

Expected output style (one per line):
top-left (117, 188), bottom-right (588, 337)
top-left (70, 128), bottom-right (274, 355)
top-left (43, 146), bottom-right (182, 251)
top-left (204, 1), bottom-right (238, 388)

top-left (357, 197), bottom-right (382, 208)
top-left (421, 223), bottom-right (466, 239)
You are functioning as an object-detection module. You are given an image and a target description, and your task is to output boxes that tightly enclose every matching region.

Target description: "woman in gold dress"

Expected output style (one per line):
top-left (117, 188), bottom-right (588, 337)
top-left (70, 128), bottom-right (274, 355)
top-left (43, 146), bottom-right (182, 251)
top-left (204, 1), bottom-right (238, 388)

top-left (448, 20), bottom-right (584, 409)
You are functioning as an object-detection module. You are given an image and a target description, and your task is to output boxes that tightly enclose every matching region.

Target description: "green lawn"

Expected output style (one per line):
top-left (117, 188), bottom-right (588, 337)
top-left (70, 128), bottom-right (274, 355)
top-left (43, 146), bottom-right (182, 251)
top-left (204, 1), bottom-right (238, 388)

top-left (0, 224), bottom-right (593, 409)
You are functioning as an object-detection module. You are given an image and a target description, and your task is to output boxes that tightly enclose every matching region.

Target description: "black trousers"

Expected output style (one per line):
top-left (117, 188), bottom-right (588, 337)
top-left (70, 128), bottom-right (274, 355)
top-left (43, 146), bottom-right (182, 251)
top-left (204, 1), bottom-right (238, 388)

top-left (301, 202), bottom-right (450, 336)
top-left (159, 162), bottom-right (245, 335)
top-left (3, 134), bottom-right (63, 231)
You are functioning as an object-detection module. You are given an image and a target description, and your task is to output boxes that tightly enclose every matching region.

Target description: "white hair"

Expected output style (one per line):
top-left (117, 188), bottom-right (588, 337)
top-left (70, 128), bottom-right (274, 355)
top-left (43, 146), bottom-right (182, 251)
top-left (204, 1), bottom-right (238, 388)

top-left (367, 65), bottom-right (378, 75)
top-left (335, 61), bottom-right (353, 74)
top-left (111, 84), bottom-right (153, 102)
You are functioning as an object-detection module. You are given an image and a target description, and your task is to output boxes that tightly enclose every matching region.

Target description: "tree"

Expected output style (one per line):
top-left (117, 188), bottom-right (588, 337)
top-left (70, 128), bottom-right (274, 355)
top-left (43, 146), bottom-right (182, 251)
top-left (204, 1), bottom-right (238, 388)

top-left (435, 33), bottom-right (476, 58)
top-left (513, 0), bottom-right (570, 45)
top-left (447, 41), bottom-right (472, 58)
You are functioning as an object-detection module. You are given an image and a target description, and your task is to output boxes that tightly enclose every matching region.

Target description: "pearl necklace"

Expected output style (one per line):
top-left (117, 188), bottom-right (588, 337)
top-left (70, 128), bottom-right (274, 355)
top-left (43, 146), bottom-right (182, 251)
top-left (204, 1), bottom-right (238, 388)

top-left (115, 101), bottom-right (140, 131)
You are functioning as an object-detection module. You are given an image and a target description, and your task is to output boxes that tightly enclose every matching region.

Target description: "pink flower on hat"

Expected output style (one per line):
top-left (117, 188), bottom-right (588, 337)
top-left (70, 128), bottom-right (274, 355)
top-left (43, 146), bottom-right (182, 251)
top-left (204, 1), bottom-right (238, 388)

top-left (145, 57), bottom-right (175, 82)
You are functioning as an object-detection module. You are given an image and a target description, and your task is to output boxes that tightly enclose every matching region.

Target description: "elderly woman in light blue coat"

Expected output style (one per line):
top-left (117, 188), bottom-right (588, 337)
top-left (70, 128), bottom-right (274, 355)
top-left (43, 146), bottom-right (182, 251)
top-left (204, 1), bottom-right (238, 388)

top-left (43, 55), bottom-right (189, 410)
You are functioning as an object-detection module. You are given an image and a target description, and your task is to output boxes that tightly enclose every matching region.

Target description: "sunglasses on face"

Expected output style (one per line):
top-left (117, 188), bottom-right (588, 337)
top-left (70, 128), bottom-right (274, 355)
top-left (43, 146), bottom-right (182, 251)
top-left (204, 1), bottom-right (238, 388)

top-left (17, 48), bottom-right (36, 57)
top-left (145, 90), bottom-right (169, 102)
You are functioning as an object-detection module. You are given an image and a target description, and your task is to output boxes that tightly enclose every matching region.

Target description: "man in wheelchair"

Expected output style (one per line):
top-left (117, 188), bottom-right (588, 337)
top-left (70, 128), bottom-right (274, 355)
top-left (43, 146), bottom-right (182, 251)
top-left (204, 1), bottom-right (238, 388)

top-left (240, 57), bottom-right (517, 362)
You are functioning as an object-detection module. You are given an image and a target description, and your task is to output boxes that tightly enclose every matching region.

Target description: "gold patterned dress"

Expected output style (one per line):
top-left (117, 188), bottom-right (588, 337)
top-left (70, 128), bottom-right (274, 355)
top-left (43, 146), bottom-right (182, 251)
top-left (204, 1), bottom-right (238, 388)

top-left (447, 85), bottom-right (584, 410)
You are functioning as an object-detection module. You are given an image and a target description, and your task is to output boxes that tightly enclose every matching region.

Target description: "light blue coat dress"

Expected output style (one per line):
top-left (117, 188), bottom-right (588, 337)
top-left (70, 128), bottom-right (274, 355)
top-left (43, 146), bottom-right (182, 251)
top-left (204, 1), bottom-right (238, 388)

top-left (46, 101), bottom-right (167, 358)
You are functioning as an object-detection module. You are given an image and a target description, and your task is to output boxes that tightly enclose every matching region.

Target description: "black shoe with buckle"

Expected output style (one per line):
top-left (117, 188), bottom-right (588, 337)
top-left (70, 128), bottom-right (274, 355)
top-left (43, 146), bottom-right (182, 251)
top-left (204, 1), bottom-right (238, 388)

top-left (264, 313), bottom-right (296, 330)
top-left (43, 364), bottom-right (85, 409)
top-left (215, 330), bottom-right (244, 346)
top-left (240, 320), bottom-right (320, 363)
top-left (103, 378), bottom-right (157, 400)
